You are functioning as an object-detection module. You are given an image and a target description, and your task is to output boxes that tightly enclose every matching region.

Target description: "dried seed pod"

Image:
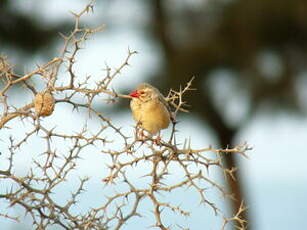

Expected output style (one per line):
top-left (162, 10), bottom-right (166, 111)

top-left (34, 91), bottom-right (55, 116)
top-left (0, 56), bottom-right (10, 74)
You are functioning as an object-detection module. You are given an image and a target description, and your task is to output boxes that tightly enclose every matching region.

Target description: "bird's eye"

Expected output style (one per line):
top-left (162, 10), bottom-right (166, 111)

top-left (139, 91), bottom-right (145, 95)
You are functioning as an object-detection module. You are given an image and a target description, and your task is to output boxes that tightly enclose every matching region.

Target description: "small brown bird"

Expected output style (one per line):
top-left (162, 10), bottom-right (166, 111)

top-left (129, 83), bottom-right (171, 135)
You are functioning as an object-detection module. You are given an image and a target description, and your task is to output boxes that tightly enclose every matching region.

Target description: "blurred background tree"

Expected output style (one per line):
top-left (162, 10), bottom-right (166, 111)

top-left (0, 0), bottom-right (70, 72)
top-left (146, 0), bottom-right (307, 228)
top-left (2, 0), bottom-right (307, 229)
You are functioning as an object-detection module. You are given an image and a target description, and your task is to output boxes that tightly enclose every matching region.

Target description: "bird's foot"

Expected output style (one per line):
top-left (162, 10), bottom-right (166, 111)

top-left (153, 135), bottom-right (162, 146)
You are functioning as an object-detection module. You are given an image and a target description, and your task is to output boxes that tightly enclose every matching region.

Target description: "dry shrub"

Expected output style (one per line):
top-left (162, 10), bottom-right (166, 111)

top-left (0, 2), bottom-right (250, 230)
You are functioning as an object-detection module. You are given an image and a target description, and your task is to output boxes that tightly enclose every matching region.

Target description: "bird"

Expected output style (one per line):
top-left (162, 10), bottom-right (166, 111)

top-left (129, 83), bottom-right (171, 136)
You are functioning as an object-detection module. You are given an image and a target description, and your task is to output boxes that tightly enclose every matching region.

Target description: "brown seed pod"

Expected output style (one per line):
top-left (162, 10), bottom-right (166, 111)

top-left (34, 91), bottom-right (55, 116)
top-left (0, 56), bottom-right (10, 75)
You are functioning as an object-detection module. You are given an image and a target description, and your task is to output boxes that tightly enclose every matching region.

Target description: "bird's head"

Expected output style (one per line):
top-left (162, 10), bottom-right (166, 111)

top-left (129, 83), bottom-right (158, 102)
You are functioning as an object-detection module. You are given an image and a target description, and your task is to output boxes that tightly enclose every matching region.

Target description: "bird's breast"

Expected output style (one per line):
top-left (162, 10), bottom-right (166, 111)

top-left (130, 99), bottom-right (170, 134)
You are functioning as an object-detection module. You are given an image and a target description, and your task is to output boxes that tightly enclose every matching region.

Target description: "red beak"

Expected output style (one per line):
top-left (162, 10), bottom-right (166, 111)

top-left (129, 90), bottom-right (139, 98)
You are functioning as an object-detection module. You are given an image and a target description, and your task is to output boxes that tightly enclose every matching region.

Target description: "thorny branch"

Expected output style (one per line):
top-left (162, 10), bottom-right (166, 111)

top-left (0, 2), bottom-right (251, 230)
